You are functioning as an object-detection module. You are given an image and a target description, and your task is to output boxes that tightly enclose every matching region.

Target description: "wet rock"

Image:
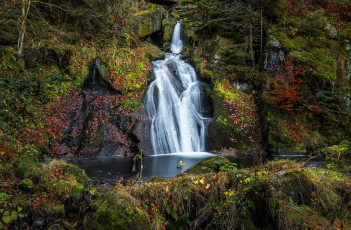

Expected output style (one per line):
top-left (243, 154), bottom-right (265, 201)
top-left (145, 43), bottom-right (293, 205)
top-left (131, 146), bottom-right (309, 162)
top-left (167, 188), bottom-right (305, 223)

top-left (346, 40), bottom-right (351, 79)
top-left (135, 106), bottom-right (153, 155)
top-left (33, 219), bottom-right (44, 228)
top-left (264, 39), bottom-right (285, 72)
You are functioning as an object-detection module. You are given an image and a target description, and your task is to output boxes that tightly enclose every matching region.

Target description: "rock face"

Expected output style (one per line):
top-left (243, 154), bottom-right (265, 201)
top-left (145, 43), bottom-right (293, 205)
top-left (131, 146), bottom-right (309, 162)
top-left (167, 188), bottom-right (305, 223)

top-left (347, 40), bottom-right (351, 79)
top-left (83, 188), bottom-right (151, 230)
top-left (46, 60), bottom-right (142, 157)
top-left (263, 40), bottom-right (285, 72)
top-left (133, 4), bottom-right (166, 38)
top-left (23, 47), bottom-right (72, 71)
top-left (208, 94), bottom-right (236, 151)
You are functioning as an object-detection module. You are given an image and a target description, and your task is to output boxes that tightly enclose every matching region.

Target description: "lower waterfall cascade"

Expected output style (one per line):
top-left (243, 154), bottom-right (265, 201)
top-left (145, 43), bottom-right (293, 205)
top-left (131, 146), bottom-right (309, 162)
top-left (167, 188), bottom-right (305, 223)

top-left (145, 22), bottom-right (210, 155)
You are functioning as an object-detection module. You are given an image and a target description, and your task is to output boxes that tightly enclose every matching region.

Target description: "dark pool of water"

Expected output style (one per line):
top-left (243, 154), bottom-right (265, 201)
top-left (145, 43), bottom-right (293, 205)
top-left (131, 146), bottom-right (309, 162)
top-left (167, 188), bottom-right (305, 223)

top-left (71, 152), bottom-right (215, 183)
top-left (68, 152), bottom-right (326, 184)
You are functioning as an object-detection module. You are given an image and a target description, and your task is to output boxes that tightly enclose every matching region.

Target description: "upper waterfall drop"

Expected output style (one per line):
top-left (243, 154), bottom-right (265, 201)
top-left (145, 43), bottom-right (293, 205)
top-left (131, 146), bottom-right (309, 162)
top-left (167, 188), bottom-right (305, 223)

top-left (145, 22), bottom-right (209, 155)
top-left (170, 22), bottom-right (184, 54)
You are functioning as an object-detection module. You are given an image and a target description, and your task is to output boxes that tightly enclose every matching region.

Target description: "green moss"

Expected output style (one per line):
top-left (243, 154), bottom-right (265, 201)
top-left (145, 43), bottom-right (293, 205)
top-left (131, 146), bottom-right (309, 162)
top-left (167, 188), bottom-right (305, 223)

top-left (53, 204), bottom-right (65, 218)
top-left (83, 189), bottom-right (151, 230)
top-left (162, 18), bottom-right (177, 43)
top-left (63, 164), bottom-right (90, 187)
top-left (39, 160), bottom-right (88, 201)
top-left (302, 47), bottom-right (336, 80)
top-left (133, 4), bottom-right (165, 38)
top-left (185, 156), bottom-right (233, 174)
top-left (276, 32), bottom-right (337, 80)
top-left (18, 179), bottom-right (34, 193)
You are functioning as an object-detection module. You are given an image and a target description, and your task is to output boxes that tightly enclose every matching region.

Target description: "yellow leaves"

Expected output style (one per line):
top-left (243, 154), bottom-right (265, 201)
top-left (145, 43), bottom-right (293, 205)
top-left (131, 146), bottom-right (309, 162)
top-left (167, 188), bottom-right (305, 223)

top-left (193, 177), bottom-right (210, 189)
top-left (224, 189), bottom-right (235, 197)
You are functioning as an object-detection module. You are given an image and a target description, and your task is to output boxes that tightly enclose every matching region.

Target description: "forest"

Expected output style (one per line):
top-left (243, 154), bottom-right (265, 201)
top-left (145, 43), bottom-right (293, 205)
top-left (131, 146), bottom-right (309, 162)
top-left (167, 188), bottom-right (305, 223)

top-left (0, 0), bottom-right (351, 229)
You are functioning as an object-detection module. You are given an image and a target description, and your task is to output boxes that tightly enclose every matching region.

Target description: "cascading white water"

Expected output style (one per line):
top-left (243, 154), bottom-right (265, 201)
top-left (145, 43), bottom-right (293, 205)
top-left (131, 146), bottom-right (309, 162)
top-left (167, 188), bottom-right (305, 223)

top-left (146, 22), bottom-right (208, 155)
top-left (170, 22), bottom-right (183, 54)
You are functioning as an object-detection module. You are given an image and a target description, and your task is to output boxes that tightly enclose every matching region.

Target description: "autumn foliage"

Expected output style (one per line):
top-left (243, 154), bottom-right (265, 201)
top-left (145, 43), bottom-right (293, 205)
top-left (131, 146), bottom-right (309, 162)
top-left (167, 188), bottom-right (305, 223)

top-left (268, 57), bottom-right (306, 111)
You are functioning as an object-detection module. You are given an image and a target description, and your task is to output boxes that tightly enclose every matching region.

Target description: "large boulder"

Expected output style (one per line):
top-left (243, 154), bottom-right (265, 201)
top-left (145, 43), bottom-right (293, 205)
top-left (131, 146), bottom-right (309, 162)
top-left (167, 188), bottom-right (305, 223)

top-left (133, 4), bottom-right (166, 38)
top-left (83, 188), bottom-right (151, 230)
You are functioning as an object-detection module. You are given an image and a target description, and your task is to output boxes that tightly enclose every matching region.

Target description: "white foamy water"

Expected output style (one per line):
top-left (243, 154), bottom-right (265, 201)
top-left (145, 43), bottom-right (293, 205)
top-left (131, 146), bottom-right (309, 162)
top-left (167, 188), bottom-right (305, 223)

top-left (146, 22), bottom-right (209, 155)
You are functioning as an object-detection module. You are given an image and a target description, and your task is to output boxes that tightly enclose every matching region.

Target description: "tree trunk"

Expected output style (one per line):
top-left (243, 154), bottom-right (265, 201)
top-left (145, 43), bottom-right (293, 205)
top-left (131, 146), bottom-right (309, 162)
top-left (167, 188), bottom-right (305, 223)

top-left (18, 0), bottom-right (31, 55)
top-left (260, 8), bottom-right (263, 65)
top-left (250, 26), bottom-right (255, 67)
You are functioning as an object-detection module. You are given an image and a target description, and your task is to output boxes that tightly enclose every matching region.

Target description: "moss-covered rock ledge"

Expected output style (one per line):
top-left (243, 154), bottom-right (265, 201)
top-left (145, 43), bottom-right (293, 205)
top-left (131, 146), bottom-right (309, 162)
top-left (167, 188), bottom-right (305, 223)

top-left (1, 156), bottom-right (350, 229)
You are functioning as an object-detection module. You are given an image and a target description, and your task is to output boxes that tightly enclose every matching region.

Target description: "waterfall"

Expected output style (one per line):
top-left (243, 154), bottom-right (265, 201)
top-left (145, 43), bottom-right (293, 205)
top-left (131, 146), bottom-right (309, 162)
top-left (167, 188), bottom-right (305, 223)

top-left (145, 22), bottom-right (208, 155)
top-left (170, 22), bottom-right (183, 54)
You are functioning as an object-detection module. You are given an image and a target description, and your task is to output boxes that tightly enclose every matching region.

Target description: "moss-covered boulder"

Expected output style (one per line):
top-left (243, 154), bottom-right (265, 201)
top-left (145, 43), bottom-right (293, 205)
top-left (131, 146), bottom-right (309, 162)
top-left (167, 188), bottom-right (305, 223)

top-left (62, 164), bottom-right (90, 187)
top-left (40, 160), bottom-right (89, 200)
top-left (83, 188), bottom-right (151, 230)
top-left (185, 156), bottom-right (233, 174)
top-left (278, 169), bottom-right (315, 205)
top-left (18, 179), bottom-right (34, 193)
top-left (133, 4), bottom-right (166, 38)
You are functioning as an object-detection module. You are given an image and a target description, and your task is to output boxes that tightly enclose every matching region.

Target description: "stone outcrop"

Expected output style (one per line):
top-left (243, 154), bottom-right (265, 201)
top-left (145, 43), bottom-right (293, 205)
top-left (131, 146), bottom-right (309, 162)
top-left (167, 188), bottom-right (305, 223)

top-left (133, 4), bottom-right (167, 38)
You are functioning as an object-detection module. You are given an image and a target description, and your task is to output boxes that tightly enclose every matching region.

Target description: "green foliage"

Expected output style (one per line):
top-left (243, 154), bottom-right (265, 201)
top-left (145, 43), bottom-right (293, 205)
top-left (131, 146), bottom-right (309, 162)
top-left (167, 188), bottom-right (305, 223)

top-left (1, 211), bottom-right (18, 224)
top-left (15, 154), bottom-right (41, 179)
top-left (0, 0), bottom-right (20, 45)
top-left (0, 65), bottom-right (73, 148)
top-left (0, 47), bottom-right (24, 75)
